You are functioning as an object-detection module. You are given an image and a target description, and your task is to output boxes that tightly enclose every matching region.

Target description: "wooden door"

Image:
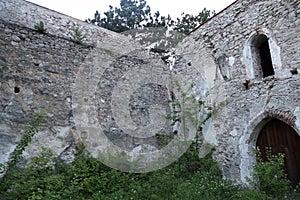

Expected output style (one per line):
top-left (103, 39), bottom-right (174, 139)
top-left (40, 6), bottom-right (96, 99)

top-left (256, 119), bottom-right (300, 187)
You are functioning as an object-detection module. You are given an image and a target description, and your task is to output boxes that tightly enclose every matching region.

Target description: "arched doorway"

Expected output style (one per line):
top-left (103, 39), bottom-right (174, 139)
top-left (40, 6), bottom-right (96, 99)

top-left (256, 119), bottom-right (300, 187)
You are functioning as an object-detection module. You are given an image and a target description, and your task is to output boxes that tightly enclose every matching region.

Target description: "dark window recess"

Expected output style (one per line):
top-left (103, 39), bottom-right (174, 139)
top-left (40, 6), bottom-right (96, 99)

top-left (14, 86), bottom-right (20, 94)
top-left (259, 39), bottom-right (274, 77)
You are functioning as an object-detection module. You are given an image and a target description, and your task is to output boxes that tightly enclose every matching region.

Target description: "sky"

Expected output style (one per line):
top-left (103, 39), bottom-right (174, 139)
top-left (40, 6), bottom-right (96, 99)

top-left (27, 0), bottom-right (236, 21)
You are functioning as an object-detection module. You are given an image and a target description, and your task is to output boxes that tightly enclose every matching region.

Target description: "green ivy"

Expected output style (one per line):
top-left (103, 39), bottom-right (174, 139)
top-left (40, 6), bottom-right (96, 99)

top-left (7, 110), bottom-right (46, 169)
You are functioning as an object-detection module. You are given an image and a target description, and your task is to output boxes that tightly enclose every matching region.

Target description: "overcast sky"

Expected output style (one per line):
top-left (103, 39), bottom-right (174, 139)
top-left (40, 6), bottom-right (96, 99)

top-left (27, 0), bottom-right (236, 21)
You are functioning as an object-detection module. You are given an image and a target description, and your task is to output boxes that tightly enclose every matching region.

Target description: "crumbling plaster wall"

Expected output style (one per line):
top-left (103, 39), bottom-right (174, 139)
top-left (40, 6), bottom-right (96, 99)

top-left (175, 0), bottom-right (300, 183)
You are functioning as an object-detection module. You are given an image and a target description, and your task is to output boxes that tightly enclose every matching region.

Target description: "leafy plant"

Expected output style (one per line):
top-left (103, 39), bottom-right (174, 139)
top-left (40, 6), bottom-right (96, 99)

top-left (34, 21), bottom-right (46, 33)
top-left (0, 141), bottom-right (274, 200)
top-left (1, 113), bottom-right (294, 199)
top-left (168, 80), bottom-right (212, 129)
top-left (247, 148), bottom-right (297, 199)
top-left (6, 110), bottom-right (46, 169)
top-left (174, 8), bottom-right (215, 34)
top-left (72, 27), bottom-right (85, 44)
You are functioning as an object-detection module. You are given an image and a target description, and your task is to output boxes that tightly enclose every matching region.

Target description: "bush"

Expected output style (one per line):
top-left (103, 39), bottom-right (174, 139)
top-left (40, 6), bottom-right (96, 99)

top-left (0, 142), bottom-right (274, 200)
top-left (248, 148), bottom-right (299, 199)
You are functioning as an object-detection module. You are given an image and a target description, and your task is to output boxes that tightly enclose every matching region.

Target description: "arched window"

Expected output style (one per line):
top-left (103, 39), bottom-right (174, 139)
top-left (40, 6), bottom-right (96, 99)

top-left (244, 29), bottom-right (282, 80)
top-left (251, 34), bottom-right (274, 78)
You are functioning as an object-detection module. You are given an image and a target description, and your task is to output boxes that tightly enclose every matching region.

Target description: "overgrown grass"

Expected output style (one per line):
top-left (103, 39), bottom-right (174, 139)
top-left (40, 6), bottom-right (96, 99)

top-left (0, 142), bottom-right (277, 200)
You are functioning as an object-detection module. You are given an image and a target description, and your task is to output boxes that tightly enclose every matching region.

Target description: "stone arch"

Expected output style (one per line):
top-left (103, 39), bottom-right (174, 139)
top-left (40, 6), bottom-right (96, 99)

top-left (239, 110), bottom-right (300, 184)
top-left (243, 28), bottom-right (282, 79)
top-left (257, 119), bottom-right (300, 187)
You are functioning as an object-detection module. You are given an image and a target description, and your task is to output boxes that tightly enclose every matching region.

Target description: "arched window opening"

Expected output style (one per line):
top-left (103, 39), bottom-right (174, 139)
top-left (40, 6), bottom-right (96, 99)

top-left (252, 34), bottom-right (275, 78)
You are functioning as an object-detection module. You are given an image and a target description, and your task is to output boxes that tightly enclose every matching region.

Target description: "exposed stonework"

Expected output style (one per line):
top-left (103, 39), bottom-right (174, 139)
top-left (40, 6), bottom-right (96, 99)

top-left (0, 0), bottom-right (299, 183)
top-left (0, 0), bottom-right (198, 173)
top-left (176, 0), bottom-right (300, 183)
top-left (0, 0), bottom-right (140, 165)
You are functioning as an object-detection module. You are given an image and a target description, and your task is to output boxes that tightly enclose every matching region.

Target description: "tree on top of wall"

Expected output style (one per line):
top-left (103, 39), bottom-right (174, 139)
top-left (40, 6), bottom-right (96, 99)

top-left (86, 0), bottom-right (214, 34)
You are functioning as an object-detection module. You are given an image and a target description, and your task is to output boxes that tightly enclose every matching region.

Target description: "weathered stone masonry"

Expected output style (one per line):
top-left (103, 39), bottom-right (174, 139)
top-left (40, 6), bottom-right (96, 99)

top-left (0, 0), bottom-right (141, 164)
top-left (176, 0), bottom-right (300, 183)
top-left (0, 0), bottom-right (300, 183)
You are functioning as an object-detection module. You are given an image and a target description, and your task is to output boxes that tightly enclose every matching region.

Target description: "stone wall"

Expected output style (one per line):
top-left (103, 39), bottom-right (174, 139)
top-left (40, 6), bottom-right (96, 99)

top-left (0, 0), bottom-right (194, 173)
top-left (176, 0), bottom-right (300, 183)
top-left (0, 0), bottom-right (141, 165)
top-left (1, 0), bottom-right (299, 183)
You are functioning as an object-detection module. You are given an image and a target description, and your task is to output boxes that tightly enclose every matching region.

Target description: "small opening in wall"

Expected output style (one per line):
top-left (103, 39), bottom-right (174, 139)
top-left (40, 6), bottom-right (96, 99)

top-left (243, 79), bottom-right (250, 90)
top-left (252, 34), bottom-right (275, 78)
top-left (291, 68), bottom-right (298, 75)
top-left (14, 86), bottom-right (20, 94)
top-left (259, 39), bottom-right (274, 77)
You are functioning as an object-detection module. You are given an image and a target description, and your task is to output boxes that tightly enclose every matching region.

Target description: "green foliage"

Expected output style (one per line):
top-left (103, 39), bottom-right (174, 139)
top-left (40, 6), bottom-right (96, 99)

top-left (248, 148), bottom-right (298, 199)
top-left (0, 112), bottom-right (294, 199)
top-left (72, 27), bottom-right (85, 44)
top-left (34, 21), bottom-right (46, 33)
top-left (0, 142), bottom-right (273, 200)
top-left (174, 8), bottom-right (215, 34)
top-left (7, 110), bottom-right (46, 169)
top-left (86, 0), bottom-right (213, 34)
top-left (150, 47), bottom-right (168, 54)
top-left (145, 11), bottom-right (175, 28)
top-left (87, 0), bottom-right (151, 33)
top-left (167, 80), bottom-right (212, 132)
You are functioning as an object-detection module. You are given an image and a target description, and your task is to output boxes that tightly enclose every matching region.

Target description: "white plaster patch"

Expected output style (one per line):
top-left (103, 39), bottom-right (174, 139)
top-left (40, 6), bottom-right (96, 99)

top-left (277, 69), bottom-right (292, 79)
top-left (228, 56), bottom-right (235, 67)
top-left (229, 129), bottom-right (239, 137)
top-left (268, 36), bottom-right (282, 73)
top-left (294, 107), bottom-right (300, 131)
top-left (243, 39), bottom-right (254, 79)
top-left (202, 118), bottom-right (217, 145)
top-left (239, 135), bottom-right (251, 184)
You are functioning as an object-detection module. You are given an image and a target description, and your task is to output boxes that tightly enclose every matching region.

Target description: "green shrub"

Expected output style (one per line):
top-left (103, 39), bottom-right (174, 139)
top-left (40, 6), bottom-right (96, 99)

top-left (248, 148), bottom-right (297, 199)
top-left (72, 27), bottom-right (85, 44)
top-left (34, 21), bottom-right (46, 33)
top-left (0, 142), bottom-right (274, 200)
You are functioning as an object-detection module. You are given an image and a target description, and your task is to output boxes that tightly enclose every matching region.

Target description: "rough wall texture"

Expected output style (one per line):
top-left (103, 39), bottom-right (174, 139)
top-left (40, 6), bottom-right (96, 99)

top-left (0, 19), bottom-right (90, 163)
top-left (0, 0), bottom-right (142, 164)
top-left (176, 0), bottom-right (300, 183)
top-left (0, 0), bottom-right (299, 183)
top-left (0, 0), bottom-right (190, 173)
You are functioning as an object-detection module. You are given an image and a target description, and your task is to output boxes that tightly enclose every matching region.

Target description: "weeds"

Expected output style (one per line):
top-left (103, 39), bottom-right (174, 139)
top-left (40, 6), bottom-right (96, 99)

top-left (34, 21), bottom-right (46, 33)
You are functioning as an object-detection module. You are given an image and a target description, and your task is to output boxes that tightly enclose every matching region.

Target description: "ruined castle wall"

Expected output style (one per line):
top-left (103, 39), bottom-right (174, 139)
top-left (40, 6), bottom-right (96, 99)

top-left (0, 0), bottom-right (141, 164)
top-left (176, 0), bottom-right (300, 183)
top-left (0, 0), bottom-right (182, 173)
top-left (1, 0), bottom-right (300, 182)
top-left (0, 0), bottom-right (134, 47)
